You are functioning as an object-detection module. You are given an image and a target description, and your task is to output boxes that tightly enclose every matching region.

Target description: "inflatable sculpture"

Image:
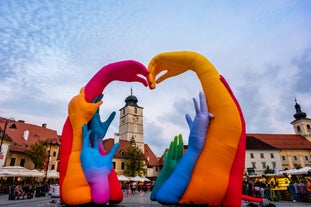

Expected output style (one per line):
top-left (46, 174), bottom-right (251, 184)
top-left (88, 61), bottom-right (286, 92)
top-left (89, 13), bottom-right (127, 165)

top-left (148, 51), bottom-right (246, 206)
top-left (59, 51), bottom-right (260, 206)
top-left (59, 61), bottom-right (149, 205)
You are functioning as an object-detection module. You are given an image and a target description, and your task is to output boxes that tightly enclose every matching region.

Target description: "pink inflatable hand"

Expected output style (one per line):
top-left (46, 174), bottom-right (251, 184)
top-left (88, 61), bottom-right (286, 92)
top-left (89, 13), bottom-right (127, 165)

top-left (84, 60), bottom-right (149, 102)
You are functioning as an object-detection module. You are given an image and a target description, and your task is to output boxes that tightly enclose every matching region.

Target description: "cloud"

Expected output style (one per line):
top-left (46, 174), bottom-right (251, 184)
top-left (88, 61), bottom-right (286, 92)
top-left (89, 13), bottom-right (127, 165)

top-left (1, 0), bottom-right (311, 157)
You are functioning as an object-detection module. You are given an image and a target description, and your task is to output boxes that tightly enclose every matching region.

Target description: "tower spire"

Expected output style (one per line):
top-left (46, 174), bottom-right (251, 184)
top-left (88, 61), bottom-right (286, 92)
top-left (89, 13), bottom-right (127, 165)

top-left (293, 98), bottom-right (307, 120)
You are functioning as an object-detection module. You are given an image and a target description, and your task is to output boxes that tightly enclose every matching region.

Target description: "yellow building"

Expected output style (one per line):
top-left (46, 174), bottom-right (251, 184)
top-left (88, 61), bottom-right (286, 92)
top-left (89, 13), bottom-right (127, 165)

top-left (0, 118), bottom-right (60, 171)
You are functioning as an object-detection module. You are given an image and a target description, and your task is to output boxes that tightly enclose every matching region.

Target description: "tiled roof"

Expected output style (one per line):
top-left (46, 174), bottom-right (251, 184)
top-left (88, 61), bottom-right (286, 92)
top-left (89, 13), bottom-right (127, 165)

top-left (247, 133), bottom-right (311, 150)
top-left (246, 136), bottom-right (277, 150)
top-left (103, 138), bottom-right (131, 159)
top-left (144, 144), bottom-right (158, 166)
top-left (103, 138), bottom-right (160, 166)
top-left (0, 118), bottom-right (60, 152)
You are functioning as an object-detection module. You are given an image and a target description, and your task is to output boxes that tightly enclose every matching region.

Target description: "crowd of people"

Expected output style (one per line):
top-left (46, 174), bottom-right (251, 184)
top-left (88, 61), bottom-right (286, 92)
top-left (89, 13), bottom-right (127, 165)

top-left (243, 177), bottom-right (311, 202)
top-left (13, 183), bottom-right (34, 199)
top-left (287, 179), bottom-right (311, 202)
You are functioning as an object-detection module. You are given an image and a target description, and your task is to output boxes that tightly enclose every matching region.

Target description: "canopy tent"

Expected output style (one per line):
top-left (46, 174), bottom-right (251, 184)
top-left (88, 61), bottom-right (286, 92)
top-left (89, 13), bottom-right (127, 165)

top-left (130, 176), bottom-right (143, 182)
top-left (44, 170), bottom-right (59, 178)
top-left (277, 167), bottom-right (311, 176)
top-left (130, 176), bottom-right (151, 182)
top-left (0, 166), bottom-right (59, 178)
top-left (141, 176), bottom-right (151, 182)
top-left (117, 175), bottom-right (129, 181)
top-left (0, 166), bottom-right (39, 177)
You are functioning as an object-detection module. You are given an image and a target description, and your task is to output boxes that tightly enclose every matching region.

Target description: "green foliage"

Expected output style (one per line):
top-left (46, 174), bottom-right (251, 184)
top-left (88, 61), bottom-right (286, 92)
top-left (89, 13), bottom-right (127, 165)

top-left (264, 165), bottom-right (275, 174)
top-left (24, 140), bottom-right (47, 170)
top-left (122, 145), bottom-right (146, 177)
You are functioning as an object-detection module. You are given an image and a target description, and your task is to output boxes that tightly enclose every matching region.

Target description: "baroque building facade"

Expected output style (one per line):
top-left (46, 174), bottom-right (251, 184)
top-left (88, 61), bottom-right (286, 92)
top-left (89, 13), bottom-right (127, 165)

top-left (245, 100), bottom-right (311, 176)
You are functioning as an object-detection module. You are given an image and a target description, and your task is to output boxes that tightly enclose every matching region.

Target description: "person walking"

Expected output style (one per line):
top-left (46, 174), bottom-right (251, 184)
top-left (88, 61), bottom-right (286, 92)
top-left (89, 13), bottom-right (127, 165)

top-left (307, 179), bottom-right (311, 195)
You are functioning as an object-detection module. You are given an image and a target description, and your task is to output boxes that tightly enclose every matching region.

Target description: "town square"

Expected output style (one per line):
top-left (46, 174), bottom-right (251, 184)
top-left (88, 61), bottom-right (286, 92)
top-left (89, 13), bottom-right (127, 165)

top-left (1, 1), bottom-right (311, 206)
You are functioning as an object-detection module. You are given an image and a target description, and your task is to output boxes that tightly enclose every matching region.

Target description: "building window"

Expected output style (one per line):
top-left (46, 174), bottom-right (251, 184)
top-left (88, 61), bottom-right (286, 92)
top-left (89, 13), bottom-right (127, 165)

top-left (134, 107), bottom-right (137, 114)
top-left (123, 109), bottom-right (125, 115)
top-left (307, 124), bottom-right (311, 131)
top-left (250, 153), bottom-right (254, 159)
top-left (282, 156), bottom-right (286, 161)
top-left (270, 153), bottom-right (274, 158)
top-left (297, 126), bottom-right (301, 132)
top-left (260, 153), bottom-right (264, 159)
top-left (113, 162), bottom-right (116, 169)
top-left (20, 159), bottom-right (25, 167)
top-left (121, 162), bottom-right (125, 170)
top-left (251, 162), bottom-right (256, 169)
top-left (293, 156), bottom-right (297, 161)
top-left (120, 150), bottom-right (125, 156)
top-left (53, 151), bottom-right (57, 157)
top-left (305, 156), bottom-right (309, 161)
top-left (51, 165), bottom-right (55, 170)
top-left (262, 162), bottom-right (266, 169)
top-left (10, 158), bottom-right (16, 166)
top-left (272, 162), bottom-right (276, 168)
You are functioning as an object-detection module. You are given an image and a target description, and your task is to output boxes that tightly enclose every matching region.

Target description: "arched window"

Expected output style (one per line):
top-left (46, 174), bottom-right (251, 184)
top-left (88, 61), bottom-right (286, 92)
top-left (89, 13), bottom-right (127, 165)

top-left (307, 124), bottom-right (311, 131)
top-left (297, 126), bottom-right (301, 132)
top-left (134, 107), bottom-right (137, 114)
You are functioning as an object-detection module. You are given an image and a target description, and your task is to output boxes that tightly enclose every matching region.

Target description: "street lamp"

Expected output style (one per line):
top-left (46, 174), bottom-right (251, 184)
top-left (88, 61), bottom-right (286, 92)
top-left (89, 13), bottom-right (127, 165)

top-left (0, 118), bottom-right (17, 154)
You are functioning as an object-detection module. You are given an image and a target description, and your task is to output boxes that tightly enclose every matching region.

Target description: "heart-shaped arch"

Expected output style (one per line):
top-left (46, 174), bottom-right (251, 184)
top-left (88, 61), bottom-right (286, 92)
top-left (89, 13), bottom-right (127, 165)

top-left (59, 51), bottom-right (247, 206)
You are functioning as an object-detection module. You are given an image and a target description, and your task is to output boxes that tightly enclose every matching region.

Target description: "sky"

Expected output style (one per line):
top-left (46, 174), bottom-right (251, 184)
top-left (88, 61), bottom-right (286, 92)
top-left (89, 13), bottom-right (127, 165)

top-left (0, 0), bottom-right (311, 156)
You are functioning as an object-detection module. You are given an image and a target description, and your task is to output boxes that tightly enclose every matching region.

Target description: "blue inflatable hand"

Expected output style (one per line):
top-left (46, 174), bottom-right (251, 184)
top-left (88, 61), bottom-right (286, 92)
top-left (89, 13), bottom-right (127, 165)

top-left (88, 95), bottom-right (116, 154)
top-left (155, 92), bottom-right (214, 204)
top-left (80, 124), bottom-right (119, 203)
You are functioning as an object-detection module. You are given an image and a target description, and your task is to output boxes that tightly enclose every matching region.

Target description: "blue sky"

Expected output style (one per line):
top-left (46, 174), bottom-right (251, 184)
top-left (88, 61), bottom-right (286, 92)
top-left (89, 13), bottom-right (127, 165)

top-left (1, 0), bottom-right (311, 156)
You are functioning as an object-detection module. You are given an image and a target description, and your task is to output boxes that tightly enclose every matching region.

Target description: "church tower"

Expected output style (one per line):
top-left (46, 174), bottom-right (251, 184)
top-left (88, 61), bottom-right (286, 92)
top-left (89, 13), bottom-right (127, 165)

top-left (291, 99), bottom-right (311, 142)
top-left (118, 88), bottom-right (144, 153)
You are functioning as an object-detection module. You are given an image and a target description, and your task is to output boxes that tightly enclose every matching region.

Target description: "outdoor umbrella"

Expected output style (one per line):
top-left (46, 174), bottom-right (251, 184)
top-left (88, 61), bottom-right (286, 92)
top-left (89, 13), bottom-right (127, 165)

top-left (118, 175), bottom-right (129, 181)
top-left (130, 176), bottom-right (143, 182)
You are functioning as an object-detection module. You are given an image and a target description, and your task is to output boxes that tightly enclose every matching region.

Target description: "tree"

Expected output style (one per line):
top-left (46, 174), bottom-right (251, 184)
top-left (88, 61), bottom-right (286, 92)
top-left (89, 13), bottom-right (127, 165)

top-left (264, 166), bottom-right (275, 174)
top-left (24, 140), bottom-right (47, 169)
top-left (123, 145), bottom-right (146, 177)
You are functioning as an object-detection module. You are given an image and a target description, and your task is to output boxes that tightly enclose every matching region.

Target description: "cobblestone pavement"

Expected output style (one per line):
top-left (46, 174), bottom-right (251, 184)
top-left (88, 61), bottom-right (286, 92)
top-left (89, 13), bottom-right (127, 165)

top-left (0, 191), bottom-right (310, 206)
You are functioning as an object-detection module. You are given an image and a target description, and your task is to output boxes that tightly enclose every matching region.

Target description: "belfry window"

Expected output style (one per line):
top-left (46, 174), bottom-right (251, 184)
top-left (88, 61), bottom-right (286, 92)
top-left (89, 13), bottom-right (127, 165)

top-left (297, 126), bottom-right (301, 132)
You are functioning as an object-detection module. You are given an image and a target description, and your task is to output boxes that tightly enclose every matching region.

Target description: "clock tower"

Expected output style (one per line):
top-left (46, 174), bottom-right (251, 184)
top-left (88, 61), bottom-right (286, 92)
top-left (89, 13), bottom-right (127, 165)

top-left (119, 89), bottom-right (144, 153)
top-left (291, 99), bottom-right (311, 142)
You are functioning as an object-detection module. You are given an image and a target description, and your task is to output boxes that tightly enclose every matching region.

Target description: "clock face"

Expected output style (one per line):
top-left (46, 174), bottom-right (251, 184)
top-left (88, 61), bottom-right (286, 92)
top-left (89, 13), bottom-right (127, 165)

top-left (133, 116), bottom-right (138, 122)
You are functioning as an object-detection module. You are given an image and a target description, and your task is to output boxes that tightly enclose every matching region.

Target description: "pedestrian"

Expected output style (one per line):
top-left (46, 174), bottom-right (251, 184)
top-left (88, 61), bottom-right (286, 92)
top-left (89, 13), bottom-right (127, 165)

top-left (127, 183), bottom-right (132, 197)
top-left (307, 178), bottom-right (311, 195)
top-left (287, 182), bottom-right (296, 202)
top-left (297, 180), bottom-right (307, 202)
top-left (293, 181), bottom-right (300, 201)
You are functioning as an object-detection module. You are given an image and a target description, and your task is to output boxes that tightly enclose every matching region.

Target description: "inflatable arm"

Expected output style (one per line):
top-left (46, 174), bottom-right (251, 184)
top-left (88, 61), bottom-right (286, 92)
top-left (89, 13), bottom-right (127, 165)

top-left (148, 51), bottom-right (246, 206)
top-left (60, 60), bottom-right (149, 205)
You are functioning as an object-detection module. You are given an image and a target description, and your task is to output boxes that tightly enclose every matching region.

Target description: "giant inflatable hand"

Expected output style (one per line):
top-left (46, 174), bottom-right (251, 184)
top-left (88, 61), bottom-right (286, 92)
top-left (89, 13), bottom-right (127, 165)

top-left (148, 51), bottom-right (246, 206)
top-left (87, 95), bottom-right (123, 203)
top-left (150, 134), bottom-right (183, 201)
top-left (154, 92), bottom-right (213, 203)
top-left (60, 60), bottom-right (149, 205)
top-left (80, 124), bottom-right (119, 204)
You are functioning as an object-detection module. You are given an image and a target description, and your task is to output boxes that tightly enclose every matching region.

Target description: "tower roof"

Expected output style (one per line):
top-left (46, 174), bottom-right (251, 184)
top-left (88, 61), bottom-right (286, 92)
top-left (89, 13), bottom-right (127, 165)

top-left (124, 88), bottom-right (141, 107)
top-left (293, 99), bottom-right (307, 120)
